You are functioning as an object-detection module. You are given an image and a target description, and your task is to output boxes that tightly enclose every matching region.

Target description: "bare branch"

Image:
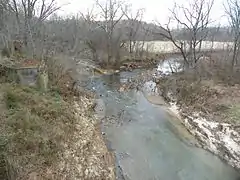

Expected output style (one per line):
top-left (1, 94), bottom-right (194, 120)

top-left (154, 0), bottom-right (214, 68)
top-left (224, 0), bottom-right (240, 66)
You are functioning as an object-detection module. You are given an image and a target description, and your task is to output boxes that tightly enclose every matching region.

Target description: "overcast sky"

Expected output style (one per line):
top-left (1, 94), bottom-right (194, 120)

top-left (57, 0), bottom-right (228, 26)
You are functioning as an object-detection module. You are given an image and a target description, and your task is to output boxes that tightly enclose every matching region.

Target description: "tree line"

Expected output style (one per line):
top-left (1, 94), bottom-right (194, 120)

top-left (0, 0), bottom-right (239, 68)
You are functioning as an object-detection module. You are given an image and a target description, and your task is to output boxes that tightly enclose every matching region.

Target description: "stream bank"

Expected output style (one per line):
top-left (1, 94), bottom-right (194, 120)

top-left (89, 71), bottom-right (240, 180)
top-left (0, 82), bottom-right (115, 180)
top-left (161, 91), bottom-right (240, 170)
top-left (150, 59), bottom-right (240, 170)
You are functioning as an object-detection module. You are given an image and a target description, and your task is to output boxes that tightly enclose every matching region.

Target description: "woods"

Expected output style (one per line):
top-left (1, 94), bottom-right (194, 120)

top-left (0, 0), bottom-right (238, 70)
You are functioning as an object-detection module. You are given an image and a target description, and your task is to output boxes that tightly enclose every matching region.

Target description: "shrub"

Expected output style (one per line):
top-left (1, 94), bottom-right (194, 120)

top-left (1, 47), bottom-right (11, 58)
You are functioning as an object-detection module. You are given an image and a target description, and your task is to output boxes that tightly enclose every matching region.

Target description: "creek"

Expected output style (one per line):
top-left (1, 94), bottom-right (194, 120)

top-left (87, 70), bottom-right (240, 180)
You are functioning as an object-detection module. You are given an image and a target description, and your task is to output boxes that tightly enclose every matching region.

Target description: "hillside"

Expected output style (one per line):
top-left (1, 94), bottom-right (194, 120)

top-left (0, 82), bottom-right (115, 179)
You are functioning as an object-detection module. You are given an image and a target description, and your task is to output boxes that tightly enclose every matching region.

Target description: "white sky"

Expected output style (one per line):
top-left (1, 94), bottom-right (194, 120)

top-left (57, 0), bottom-right (229, 26)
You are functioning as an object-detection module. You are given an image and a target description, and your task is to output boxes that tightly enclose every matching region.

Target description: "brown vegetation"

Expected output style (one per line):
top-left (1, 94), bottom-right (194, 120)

top-left (1, 0), bottom-right (240, 177)
top-left (0, 49), bottom-right (115, 179)
top-left (0, 83), bottom-right (115, 179)
top-left (157, 51), bottom-right (240, 131)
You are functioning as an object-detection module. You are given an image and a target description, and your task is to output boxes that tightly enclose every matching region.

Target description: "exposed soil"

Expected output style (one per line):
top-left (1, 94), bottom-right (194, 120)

top-left (157, 73), bottom-right (240, 128)
top-left (156, 72), bottom-right (240, 169)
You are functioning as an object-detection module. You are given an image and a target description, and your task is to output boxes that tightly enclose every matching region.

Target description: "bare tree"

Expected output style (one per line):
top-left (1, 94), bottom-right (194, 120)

top-left (135, 26), bottom-right (151, 58)
top-left (0, 0), bottom-right (12, 49)
top-left (123, 6), bottom-right (144, 55)
top-left (80, 7), bottom-right (107, 63)
top-left (80, 0), bottom-right (127, 66)
top-left (95, 0), bottom-right (126, 65)
top-left (224, 0), bottom-right (240, 66)
top-left (9, 0), bottom-right (61, 55)
top-left (155, 0), bottom-right (214, 69)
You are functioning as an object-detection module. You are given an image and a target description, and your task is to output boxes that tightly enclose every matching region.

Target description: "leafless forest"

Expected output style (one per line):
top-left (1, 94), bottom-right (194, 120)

top-left (0, 0), bottom-right (239, 69)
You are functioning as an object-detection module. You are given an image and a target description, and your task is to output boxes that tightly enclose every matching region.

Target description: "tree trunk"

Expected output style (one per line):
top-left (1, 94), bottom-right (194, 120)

top-left (23, 20), bottom-right (28, 47)
top-left (232, 41), bottom-right (238, 67)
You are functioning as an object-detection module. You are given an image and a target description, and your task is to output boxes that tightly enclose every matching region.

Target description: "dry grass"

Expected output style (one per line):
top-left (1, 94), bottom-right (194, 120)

top-left (225, 104), bottom-right (240, 124)
top-left (46, 57), bottom-right (74, 88)
top-left (0, 83), bottom-right (115, 180)
top-left (158, 72), bottom-right (217, 112)
top-left (0, 51), bottom-right (115, 179)
top-left (158, 59), bottom-right (240, 127)
top-left (0, 84), bottom-right (76, 179)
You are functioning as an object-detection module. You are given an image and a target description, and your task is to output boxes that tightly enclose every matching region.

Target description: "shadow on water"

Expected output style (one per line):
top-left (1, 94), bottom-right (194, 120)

top-left (87, 71), bottom-right (240, 180)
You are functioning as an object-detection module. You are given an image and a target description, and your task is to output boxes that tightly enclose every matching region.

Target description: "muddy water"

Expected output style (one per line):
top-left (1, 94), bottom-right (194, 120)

top-left (88, 72), bottom-right (240, 180)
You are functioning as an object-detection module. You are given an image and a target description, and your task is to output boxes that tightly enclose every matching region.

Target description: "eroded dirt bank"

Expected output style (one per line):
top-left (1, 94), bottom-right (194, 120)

top-left (149, 71), bottom-right (240, 170)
